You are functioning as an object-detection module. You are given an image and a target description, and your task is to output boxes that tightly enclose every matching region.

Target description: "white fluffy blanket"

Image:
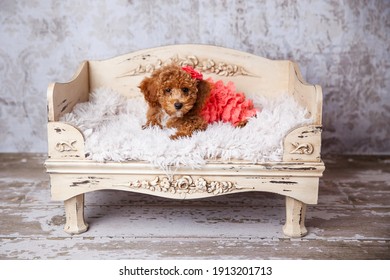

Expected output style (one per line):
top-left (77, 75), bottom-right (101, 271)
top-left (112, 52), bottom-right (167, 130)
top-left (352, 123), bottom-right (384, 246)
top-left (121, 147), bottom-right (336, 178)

top-left (61, 88), bottom-right (312, 169)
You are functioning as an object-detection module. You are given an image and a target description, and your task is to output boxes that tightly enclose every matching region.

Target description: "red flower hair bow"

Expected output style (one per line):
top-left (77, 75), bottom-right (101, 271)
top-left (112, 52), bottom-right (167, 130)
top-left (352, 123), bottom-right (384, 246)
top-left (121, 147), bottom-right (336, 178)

top-left (182, 66), bottom-right (203, 80)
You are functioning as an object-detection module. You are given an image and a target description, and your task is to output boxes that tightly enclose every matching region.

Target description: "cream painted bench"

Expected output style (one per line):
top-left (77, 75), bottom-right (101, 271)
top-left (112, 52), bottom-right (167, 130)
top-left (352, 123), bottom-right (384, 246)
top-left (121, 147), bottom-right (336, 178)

top-left (45, 45), bottom-right (325, 237)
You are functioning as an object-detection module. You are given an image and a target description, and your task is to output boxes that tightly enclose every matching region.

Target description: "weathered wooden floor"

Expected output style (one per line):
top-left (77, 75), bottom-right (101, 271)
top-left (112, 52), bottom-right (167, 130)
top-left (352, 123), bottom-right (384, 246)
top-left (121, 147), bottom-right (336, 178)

top-left (0, 154), bottom-right (389, 259)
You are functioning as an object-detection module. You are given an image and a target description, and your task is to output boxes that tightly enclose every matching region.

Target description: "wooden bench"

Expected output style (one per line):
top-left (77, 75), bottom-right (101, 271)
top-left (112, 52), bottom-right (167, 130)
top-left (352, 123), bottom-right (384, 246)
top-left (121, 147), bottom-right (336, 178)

top-left (45, 44), bottom-right (325, 237)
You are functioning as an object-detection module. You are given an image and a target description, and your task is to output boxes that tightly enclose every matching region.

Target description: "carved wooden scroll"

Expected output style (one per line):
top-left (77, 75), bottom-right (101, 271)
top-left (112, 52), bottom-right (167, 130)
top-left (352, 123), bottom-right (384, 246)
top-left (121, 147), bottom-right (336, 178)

top-left (290, 142), bottom-right (314, 155)
top-left (48, 122), bottom-right (85, 159)
top-left (283, 125), bottom-right (322, 162)
top-left (55, 140), bottom-right (78, 152)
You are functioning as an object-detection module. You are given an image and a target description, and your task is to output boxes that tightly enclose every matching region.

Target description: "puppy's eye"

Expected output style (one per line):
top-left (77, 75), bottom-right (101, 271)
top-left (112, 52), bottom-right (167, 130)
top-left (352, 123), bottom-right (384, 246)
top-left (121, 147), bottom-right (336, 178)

top-left (165, 88), bottom-right (171, 93)
top-left (182, 88), bottom-right (189, 94)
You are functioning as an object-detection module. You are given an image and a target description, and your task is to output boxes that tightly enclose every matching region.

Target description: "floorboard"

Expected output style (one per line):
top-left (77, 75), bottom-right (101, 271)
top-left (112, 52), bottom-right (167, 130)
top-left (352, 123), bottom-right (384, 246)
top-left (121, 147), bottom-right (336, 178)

top-left (0, 154), bottom-right (389, 259)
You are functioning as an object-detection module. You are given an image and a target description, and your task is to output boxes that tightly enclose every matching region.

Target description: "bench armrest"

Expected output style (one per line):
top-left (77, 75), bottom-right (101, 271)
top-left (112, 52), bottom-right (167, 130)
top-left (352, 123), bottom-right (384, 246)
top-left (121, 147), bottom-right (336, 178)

top-left (47, 61), bottom-right (89, 122)
top-left (283, 125), bottom-right (323, 162)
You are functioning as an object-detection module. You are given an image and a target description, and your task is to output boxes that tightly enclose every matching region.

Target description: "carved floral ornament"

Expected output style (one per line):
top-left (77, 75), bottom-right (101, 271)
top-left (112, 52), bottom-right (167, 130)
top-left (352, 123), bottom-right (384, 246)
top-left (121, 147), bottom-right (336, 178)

top-left (114, 175), bottom-right (252, 196)
top-left (120, 55), bottom-right (253, 78)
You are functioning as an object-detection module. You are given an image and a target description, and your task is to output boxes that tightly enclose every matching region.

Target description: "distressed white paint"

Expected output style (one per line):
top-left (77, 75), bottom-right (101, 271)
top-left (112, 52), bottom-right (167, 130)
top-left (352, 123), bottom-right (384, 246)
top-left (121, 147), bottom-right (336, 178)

top-left (45, 45), bottom-right (325, 237)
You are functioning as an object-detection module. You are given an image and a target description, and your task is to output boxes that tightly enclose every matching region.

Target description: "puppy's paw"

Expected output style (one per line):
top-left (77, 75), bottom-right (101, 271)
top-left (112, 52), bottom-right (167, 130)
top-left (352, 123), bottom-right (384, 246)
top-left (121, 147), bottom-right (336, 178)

top-left (235, 119), bottom-right (248, 128)
top-left (169, 132), bottom-right (189, 140)
top-left (142, 120), bottom-right (162, 129)
top-left (169, 134), bottom-right (180, 140)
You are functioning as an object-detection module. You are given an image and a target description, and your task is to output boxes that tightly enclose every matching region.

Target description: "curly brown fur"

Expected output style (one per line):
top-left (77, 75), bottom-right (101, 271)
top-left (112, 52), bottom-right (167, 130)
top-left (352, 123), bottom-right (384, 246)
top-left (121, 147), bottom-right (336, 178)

top-left (139, 64), bottom-right (211, 140)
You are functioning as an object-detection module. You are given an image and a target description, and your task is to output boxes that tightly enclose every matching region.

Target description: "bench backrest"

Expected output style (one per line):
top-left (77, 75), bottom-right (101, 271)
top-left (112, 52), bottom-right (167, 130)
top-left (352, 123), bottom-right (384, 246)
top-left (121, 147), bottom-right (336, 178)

top-left (49, 45), bottom-right (322, 125)
top-left (88, 45), bottom-right (322, 124)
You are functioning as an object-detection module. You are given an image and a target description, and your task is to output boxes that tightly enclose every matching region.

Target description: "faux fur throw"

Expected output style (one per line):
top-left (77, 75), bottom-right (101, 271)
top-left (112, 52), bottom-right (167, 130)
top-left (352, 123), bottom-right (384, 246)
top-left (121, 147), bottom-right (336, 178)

top-left (61, 87), bottom-right (312, 169)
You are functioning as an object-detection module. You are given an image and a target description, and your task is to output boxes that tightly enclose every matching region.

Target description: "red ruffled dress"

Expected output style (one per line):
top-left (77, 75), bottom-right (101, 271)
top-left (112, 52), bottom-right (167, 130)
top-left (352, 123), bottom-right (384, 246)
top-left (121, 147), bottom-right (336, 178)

top-left (201, 78), bottom-right (258, 126)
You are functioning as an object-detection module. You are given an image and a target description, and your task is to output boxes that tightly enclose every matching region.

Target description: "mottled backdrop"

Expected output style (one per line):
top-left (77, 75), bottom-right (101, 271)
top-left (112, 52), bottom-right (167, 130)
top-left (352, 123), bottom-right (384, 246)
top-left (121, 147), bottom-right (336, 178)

top-left (0, 0), bottom-right (389, 154)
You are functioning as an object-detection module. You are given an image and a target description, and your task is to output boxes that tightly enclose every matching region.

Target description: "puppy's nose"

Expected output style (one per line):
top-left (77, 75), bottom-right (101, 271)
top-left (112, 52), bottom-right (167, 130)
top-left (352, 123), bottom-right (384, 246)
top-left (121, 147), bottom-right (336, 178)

top-left (174, 102), bottom-right (183, 110)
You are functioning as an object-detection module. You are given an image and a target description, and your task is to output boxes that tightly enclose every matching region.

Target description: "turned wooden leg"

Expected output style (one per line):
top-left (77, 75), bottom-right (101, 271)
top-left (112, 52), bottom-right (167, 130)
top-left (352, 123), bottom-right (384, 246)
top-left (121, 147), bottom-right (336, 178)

top-left (64, 194), bottom-right (89, 234)
top-left (283, 196), bottom-right (308, 237)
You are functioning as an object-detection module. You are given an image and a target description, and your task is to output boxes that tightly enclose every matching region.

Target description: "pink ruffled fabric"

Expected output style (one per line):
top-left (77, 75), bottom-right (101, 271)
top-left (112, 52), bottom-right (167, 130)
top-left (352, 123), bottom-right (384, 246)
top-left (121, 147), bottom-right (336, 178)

top-left (201, 78), bottom-right (258, 126)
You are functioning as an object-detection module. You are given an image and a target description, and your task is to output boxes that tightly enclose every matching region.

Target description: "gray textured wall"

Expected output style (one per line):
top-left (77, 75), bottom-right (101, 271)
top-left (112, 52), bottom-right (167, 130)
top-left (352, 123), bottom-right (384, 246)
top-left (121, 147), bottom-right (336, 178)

top-left (1, 0), bottom-right (389, 154)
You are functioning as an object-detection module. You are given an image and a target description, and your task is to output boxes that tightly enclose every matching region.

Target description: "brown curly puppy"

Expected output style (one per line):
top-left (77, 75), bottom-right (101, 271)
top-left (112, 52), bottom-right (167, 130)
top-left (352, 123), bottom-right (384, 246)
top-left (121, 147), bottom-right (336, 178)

top-left (139, 64), bottom-right (210, 140)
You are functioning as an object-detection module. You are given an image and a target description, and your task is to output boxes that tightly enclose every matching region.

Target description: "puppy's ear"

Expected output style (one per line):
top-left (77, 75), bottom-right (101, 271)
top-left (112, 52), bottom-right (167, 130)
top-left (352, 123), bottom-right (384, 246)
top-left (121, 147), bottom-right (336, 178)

top-left (192, 80), bottom-right (211, 114)
top-left (139, 76), bottom-right (159, 107)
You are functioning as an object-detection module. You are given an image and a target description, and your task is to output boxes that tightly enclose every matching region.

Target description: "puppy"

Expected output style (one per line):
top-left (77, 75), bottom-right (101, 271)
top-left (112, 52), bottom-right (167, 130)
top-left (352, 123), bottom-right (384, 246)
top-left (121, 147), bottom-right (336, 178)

top-left (139, 64), bottom-right (210, 140)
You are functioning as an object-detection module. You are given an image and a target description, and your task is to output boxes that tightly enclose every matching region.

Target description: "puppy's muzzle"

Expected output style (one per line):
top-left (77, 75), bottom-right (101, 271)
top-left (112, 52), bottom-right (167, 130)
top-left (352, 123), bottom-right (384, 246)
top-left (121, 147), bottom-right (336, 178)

top-left (174, 102), bottom-right (183, 110)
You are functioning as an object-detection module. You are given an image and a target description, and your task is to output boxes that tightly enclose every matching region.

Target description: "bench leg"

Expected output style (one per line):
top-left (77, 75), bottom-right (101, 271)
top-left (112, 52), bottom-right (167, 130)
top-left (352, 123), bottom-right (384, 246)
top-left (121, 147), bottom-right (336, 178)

top-left (64, 194), bottom-right (89, 234)
top-left (283, 196), bottom-right (308, 237)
